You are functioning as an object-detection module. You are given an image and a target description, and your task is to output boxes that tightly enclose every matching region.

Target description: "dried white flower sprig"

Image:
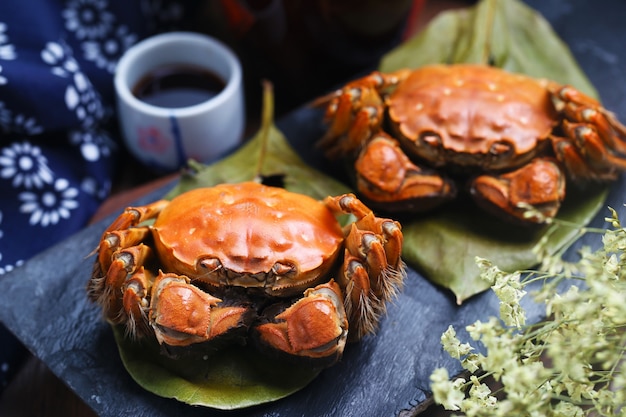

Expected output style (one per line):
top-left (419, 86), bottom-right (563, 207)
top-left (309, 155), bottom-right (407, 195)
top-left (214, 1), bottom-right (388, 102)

top-left (430, 207), bottom-right (626, 417)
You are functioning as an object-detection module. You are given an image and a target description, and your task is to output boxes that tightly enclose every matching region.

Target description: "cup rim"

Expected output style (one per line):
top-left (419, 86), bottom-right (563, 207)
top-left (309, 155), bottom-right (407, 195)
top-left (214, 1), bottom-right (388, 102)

top-left (114, 31), bottom-right (242, 117)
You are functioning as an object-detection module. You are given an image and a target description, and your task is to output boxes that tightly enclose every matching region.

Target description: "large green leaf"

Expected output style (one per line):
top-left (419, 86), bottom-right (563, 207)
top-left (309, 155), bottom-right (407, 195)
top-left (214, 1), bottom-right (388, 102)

top-left (115, 84), bottom-right (351, 409)
top-left (114, 327), bottom-right (320, 410)
top-left (379, 0), bottom-right (607, 303)
top-left (380, 0), bottom-right (597, 96)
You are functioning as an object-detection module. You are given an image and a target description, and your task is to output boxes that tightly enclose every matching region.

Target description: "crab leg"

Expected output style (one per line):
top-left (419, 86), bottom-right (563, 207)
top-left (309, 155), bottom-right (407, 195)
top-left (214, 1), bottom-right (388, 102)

top-left (562, 102), bottom-right (626, 155)
top-left (551, 85), bottom-right (626, 180)
top-left (324, 193), bottom-right (406, 341)
top-left (317, 84), bottom-right (385, 158)
top-left (122, 266), bottom-right (155, 339)
top-left (553, 85), bottom-right (626, 134)
top-left (254, 281), bottom-right (348, 363)
top-left (102, 199), bottom-right (170, 235)
top-left (553, 122), bottom-right (626, 181)
top-left (316, 69), bottom-right (412, 159)
top-left (89, 243), bottom-right (154, 324)
top-left (97, 227), bottom-right (152, 272)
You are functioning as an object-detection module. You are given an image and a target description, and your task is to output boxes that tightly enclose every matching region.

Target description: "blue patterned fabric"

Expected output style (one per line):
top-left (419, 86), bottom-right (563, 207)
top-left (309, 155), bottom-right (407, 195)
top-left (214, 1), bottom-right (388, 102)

top-left (0, 0), bottom-right (195, 390)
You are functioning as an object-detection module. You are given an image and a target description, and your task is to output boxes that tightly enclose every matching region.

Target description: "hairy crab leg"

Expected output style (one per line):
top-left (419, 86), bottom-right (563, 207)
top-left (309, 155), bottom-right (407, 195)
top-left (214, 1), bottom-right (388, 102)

top-left (549, 84), bottom-right (626, 180)
top-left (354, 212), bottom-right (405, 272)
top-left (323, 194), bottom-right (406, 341)
top-left (89, 243), bottom-right (154, 324)
top-left (122, 265), bottom-right (155, 339)
top-left (555, 121), bottom-right (626, 180)
top-left (97, 227), bottom-right (151, 272)
top-left (316, 69), bottom-right (413, 159)
top-left (562, 103), bottom-right (626, 155)
top-left (325, 193), bottom-right (404, 270)
top-left (102, 199), bottom-right (170, 235)
top-left (317, 86), bottom-right (385, 158)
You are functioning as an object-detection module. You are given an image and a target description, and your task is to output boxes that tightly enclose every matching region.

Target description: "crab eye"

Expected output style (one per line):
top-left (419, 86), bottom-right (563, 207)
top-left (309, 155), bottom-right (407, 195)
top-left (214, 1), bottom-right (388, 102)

top-left (489, 141), bottom-right (513, 156)
top-left (420, 132), bottom-right (442, 147)
top-left (198, 257), bottom-right (221, 273)
top-left (272, 262), bottom-right (295, 277)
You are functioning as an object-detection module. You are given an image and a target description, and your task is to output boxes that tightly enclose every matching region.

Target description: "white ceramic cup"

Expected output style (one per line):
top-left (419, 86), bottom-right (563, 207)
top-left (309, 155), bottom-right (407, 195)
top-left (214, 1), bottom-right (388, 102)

top-left (115, 32), bottom-right (245, 172)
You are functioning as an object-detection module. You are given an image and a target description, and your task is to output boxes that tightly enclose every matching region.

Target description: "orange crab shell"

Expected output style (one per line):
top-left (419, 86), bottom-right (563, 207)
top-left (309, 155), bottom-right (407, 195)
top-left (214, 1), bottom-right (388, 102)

top-left (151, 182), bottom-right (345, 296)
top-left (387, 64), bottom-right (560, 170)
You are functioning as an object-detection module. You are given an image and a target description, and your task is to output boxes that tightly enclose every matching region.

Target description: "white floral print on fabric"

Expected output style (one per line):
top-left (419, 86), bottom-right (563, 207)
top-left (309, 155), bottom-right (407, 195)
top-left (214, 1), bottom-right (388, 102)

top-left (80, 175), bottom-right (111, 200)
top-left (0, 22), bottom-right (16, 85)
top-left (0, 0), bottom-right (193, 390)
top-left (41, 41), bottom-right (105, 128)
top-left (82, 24), bottom-right (136, 73)
top-left (0, 101), bottom-right (44, 135)
top-left (19, 178), bottom-right (80, 227)
top-left (0, 23), bottom-right (16, 59)
top-left (0, 260), bottom-right (24, 276)
top-left (62, 0), bottom-right (114, 40)
top-left (63, 0), bottom-right (137, 74)
top-left (68, 127), bottom-right (115, 162)
top-left (0, 141), bottom-right (54, 189)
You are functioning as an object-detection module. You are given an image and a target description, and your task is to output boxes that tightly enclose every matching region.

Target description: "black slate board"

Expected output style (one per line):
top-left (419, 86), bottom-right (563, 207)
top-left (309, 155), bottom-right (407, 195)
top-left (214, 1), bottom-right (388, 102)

top-left (1, 1), bottom-right (625, 416)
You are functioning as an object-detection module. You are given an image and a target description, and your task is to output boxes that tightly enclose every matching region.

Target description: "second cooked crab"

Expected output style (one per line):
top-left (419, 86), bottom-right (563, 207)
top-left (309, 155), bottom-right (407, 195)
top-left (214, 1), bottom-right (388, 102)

top-left (317, 64), bottom-right (626, 224)
top-left (88, 182), bottom-right (406, 366)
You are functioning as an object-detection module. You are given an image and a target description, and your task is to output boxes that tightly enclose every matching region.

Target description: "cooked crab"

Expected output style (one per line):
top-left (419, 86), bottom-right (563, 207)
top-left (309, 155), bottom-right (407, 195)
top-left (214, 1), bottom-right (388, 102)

top-left (88, 182), bottom-right (405, 366)
top-left (317, 64), bottom-right (626, 224)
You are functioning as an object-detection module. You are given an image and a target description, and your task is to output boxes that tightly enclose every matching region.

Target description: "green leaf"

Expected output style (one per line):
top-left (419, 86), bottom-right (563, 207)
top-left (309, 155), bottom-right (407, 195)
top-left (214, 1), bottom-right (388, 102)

top-left (380, 0), bottom-right (597, 96)
top-left (403, 186), bottom-right (607, 304)
top-left (379, 0), bottom-right (607, 302)
top-left (114, 83), bottom-right (350, 409)
top-left (113, 327), bottom-right (321, 410)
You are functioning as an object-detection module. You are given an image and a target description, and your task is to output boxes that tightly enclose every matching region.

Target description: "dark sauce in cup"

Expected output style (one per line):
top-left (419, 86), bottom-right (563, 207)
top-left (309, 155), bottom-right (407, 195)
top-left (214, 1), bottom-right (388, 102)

top-left (132, 64), bottom-right (226, 108)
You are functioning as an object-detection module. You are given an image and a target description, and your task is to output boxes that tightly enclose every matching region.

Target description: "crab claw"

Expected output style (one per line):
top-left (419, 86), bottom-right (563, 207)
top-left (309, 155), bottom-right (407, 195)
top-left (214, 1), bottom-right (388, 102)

top-left (149, 272), bottom-right (250, 347)
top-left (354, 133), bottom-right (456, 212)
top-left (470, 157), bottom-right (566, 224)
top-left (254, 281), bottom-right (348, 365)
